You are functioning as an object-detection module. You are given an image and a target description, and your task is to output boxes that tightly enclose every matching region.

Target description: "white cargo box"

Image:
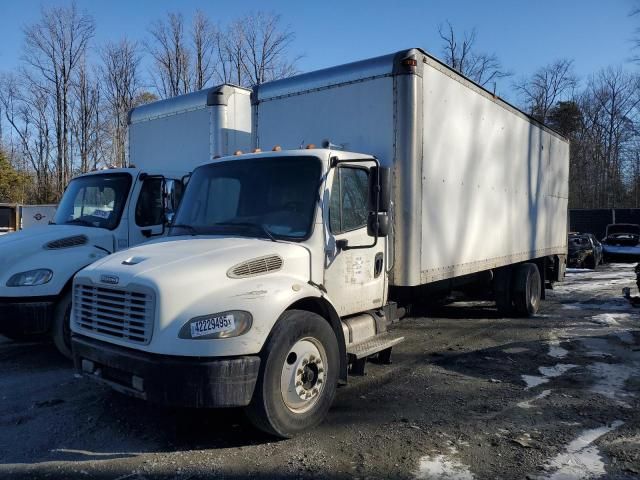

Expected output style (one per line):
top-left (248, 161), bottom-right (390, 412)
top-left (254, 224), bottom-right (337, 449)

top-left (254, 48), bottom-right (569, 287)
top-left (128, 84), bottom-right (252, 171)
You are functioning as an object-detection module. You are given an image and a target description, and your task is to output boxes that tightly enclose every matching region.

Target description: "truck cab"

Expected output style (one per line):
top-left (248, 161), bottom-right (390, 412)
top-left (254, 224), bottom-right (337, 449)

top-left (0, 167), bottom-right (184, 357)
top-left (72, 148), bottom-right (399, 437)
top-left (0, 83), bottom-right (252, 357)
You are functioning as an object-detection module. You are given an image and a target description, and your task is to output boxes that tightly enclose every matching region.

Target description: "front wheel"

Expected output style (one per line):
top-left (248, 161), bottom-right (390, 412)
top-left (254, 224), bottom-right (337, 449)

top-left (52, 291), bottom-right (73, 359)
top-left (245, 310), bottom-right (339, 438)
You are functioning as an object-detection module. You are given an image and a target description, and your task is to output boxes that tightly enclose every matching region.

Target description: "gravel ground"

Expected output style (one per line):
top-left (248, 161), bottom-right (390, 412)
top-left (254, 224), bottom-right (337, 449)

top-left (1, 263), bottom-right (640, 479)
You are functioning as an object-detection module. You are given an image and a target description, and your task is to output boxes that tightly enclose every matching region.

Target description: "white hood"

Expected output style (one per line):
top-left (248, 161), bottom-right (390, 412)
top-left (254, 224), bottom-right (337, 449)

top-left (79, 236), bottom-right (310, 288)
top-left (0, 225), bottom-right (115, 297)
top-left (74, 236), bottom-right (314, 356)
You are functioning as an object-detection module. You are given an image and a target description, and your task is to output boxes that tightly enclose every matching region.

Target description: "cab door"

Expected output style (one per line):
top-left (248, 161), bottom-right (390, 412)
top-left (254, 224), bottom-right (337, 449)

top-left (128, 175), bottom-right (183, 247)
top-left (323, 164), bottom-right (387, 317)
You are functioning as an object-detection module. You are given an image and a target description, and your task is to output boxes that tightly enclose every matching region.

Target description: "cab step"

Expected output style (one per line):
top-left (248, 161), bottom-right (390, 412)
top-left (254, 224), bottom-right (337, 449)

top-left (347, 334), bottom-right (404, 376)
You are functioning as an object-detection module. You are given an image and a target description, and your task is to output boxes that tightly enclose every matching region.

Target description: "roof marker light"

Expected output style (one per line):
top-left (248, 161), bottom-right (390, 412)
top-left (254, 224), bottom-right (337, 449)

top-left (253, 148), bottom-right (262, 153)
top-left (234, 150), bottom-right (243, 156)
top-left (306, 144), bottom-right (316, 149)
top-left (272, 145), bottom-right (282, 151)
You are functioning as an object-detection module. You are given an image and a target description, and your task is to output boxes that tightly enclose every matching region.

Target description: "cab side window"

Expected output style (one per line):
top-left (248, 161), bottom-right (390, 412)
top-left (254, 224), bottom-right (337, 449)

top-left (329, 167), bottom-right (369, 234)
top-left (136, 177), bottom-right (164, 227)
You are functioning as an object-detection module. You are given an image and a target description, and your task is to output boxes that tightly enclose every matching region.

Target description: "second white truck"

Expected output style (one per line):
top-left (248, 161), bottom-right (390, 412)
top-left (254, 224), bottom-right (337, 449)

top-left (72, 49), bottom-right (569, 436)
top-left (0, 84), bottom-right (251, 357)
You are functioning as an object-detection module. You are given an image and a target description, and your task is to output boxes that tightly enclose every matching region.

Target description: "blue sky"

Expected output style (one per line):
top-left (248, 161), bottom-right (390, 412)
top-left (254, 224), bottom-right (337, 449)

top-left (0, 0), bottom-right (637, 102)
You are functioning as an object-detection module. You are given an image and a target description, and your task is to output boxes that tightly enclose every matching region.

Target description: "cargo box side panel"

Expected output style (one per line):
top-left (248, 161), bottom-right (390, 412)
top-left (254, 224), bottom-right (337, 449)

top-left (419, 63), bottom-right (569, 283)
top-left (255, 77), bottom-right (395, 164)
top-left (225, 90), bottom-right (253, 154)
top-left (129, 108), bottom-right (212, 172)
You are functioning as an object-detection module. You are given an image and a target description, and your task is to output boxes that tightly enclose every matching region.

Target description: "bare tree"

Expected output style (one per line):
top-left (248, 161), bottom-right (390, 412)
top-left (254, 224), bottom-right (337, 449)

top-left (240, 12), bottom-right (299, 86)
top-left (514, 59), bottom-right (577, 123)
top-left (192, 10), bottom-right (217, 90)
top-left (147, 13), bottom-right (191, 98)
top-left (22, 2), bottom-right (95, 195)
top-left (102, 38), bottom-right (141, 167)
top-left (438, 21), bottom-right (511, 88)
top-left (0, 73), bottom-right (55, 202)
top-left (72, 59), bottom-right (103, 173)
top-left (217, 19), bottom-right (247, 86)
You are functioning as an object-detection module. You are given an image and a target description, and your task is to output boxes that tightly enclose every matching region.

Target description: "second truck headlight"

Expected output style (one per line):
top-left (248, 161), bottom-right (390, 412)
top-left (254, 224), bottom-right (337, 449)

top-left (178, 310), bottom-right (253, 339)
top-left (6, 269), bottom-right (53, 287)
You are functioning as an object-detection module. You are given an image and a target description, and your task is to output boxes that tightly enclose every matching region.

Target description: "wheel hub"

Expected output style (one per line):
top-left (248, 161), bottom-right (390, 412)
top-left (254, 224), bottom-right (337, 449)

top-left (281, 338), bottom-right (327, 413)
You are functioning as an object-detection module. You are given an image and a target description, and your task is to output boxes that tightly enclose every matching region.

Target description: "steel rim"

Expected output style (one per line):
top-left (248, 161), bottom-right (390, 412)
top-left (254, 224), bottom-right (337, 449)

top-left (530, 271), bottom-right (540, 308)
top-left (280, 337), bottom-right (327, 414)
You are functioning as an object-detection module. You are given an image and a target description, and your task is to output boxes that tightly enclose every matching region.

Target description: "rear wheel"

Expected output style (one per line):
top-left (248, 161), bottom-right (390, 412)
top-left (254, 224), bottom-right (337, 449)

top-left (512, 263), bottom-right (541, 317)
top-left (585, 255), bottom-right (597, 270)
top-left (52, 291), bottom-right (72, 359)
top-left (245, 310), bottom-right (339, 438)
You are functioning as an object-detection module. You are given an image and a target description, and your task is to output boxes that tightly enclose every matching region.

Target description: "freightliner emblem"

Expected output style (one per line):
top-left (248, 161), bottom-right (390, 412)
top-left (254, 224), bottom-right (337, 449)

top-left (100, 274), bottom-right (120, 285)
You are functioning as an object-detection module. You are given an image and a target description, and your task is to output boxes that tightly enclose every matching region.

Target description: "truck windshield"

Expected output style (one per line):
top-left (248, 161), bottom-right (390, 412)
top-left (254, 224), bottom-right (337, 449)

top-left (53, 173), bottom-right (133, 230)
top-left (171, 156), bottom-right (321, 240)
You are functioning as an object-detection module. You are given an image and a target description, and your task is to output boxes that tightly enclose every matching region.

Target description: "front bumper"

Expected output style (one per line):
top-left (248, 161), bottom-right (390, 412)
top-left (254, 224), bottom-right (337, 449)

top-left (0, 297), bottom-right (56, 336)
top-left (72, 335), bottom-right (261, 408)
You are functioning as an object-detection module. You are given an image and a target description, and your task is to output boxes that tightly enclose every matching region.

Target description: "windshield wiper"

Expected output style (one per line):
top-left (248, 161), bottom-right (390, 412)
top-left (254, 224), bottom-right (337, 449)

top-left (65, 218), bottom-right (94, 227)
top-left (170, 224), bottom-right (198, 236)
top-left (214, 221), bottom-right (277, 242)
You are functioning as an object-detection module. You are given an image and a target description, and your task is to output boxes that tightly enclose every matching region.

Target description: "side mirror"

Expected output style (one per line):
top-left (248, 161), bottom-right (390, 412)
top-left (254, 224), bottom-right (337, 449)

top-left (368, 166), bottom-right (391, 213)
top-left (367, 212), bottom-right (390, 238)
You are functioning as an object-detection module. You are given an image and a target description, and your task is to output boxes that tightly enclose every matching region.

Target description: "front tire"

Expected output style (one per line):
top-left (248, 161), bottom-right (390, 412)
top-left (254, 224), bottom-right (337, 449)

top-left (245, 310), bottom-right (339, 438)
top-left (52, 291), bottom-right (72, 359)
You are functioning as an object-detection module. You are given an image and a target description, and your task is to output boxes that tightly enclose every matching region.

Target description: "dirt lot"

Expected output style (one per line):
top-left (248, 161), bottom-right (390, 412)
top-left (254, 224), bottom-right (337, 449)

top-left (1, 263), bottom-right (640, 479)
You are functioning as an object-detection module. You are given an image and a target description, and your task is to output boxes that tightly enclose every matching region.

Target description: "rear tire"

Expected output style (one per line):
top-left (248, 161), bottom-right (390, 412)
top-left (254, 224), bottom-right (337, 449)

top-left (52, 291), bottom-right (72, 360)
top-left (245, 310), bottom-right (339, 438)
top-left (512, 263), bottom-right (541, 317)
top-left (585, 255), bottom-right (597, 270)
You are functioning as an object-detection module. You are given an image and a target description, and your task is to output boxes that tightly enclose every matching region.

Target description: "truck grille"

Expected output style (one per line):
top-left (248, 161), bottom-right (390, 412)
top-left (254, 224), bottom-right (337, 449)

top-left (73, 283), bottom-right (154, 345)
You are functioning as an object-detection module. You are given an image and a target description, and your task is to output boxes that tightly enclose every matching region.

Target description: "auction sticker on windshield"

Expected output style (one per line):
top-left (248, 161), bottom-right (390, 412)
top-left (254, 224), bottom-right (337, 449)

top-left (190, 314), bottom-right (235, 338)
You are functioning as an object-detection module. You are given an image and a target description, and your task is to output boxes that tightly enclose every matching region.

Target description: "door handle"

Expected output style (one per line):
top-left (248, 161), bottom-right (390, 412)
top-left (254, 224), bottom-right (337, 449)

top-left (374, 253), bottom-right (384, 278)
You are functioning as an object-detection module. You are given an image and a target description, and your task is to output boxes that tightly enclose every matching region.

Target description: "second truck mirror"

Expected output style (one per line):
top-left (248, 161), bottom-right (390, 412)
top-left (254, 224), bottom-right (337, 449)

top-left (368, 166), bottom-right (391, 213)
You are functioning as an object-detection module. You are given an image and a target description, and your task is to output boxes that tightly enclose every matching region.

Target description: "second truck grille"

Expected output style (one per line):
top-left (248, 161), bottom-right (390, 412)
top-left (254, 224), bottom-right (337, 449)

top-left (74, 283), bottom-right (154, 345)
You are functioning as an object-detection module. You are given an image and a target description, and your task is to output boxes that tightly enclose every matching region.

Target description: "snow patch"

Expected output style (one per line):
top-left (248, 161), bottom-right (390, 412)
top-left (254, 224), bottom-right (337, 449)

top-left (518, 389), bottom-right (551, 409)
top-left (590, 313), bottom-right (631, 325)
top-left (522, 364), bottom-right (577, 389)
top-left (614, 330), bottom-right (635, 344)
top-left (415, 448), bottom-right (474, 480)
top-left (588, 362), bottom-right (636, 402)
top-left (502, 347), bottom-right (530, 354)
top-left (542, 421), bottom-right (623, 480)
top-left (548, 340), bottom-right (568, 359)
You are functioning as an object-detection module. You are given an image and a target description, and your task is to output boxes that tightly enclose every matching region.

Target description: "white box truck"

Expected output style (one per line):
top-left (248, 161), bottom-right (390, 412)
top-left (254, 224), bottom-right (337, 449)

top-left (72, 49), bottom-right (569, 437)
top-left (0, 84), bottom-right (251, 357)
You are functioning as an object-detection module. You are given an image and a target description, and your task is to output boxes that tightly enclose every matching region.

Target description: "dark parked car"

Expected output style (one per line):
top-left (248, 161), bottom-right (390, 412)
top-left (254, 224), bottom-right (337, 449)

top-left (602, 223), bottom-right (640, 262)
top-left (568, 232), bottom-right (603, 269)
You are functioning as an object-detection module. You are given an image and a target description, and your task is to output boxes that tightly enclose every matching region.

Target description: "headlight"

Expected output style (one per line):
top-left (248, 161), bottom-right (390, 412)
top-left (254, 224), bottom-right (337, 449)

top-left (178, 310), bottom-right (253, 340)
top-left (6, 269), bottom-right (53, 287)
